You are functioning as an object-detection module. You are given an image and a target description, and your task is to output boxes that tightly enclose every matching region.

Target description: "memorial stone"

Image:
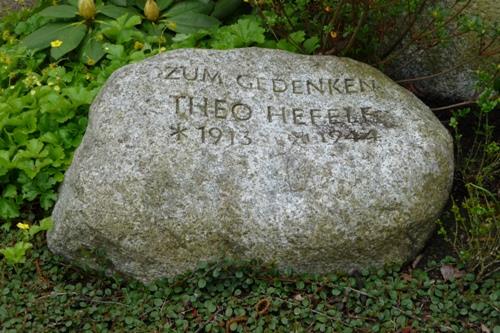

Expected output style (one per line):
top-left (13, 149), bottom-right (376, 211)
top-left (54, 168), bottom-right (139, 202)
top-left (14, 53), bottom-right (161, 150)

top-left (48, 48), bottom-right (454, 282)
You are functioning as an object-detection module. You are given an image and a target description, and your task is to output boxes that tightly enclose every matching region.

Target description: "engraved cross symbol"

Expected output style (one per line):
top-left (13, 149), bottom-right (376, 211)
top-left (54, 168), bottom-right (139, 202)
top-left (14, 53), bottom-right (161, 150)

top-left (289, 131), bottom-right (310, 145)
top-left (170, 123), bottom-right (188, 142)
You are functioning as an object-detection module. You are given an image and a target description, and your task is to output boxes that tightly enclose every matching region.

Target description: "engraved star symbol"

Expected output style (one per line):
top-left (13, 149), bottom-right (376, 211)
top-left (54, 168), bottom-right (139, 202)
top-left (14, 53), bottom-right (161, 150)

top-left (170, 123), bottom-right (188, 141)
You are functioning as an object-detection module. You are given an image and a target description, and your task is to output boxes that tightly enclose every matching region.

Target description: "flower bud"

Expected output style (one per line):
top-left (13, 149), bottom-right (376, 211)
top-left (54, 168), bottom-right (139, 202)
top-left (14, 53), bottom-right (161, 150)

top-left (78, 0), bottom-right (96, 20)
top-left (144, 0), bottom-right (160, 22)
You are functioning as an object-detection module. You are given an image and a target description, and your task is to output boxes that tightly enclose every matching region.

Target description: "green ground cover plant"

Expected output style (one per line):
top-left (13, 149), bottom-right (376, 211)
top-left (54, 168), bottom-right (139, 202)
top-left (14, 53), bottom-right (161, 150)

top-left (0, 0), bottom-right (498, 331)
top-left (1, 221), bottom-right (499, 332)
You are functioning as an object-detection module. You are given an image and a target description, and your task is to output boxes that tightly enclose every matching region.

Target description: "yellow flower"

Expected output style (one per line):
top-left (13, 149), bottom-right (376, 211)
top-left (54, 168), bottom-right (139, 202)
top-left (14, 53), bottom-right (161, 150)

top-left (2, 30), bottom-right (10, 41)
top-left (144, 0), bottom-right (160, 22)
top-left (17, 222), bottom-right (30, 230)
top-left (51, 39), bottom-right (63, 48)
top-left (134, 41), bottom-right (144, 50)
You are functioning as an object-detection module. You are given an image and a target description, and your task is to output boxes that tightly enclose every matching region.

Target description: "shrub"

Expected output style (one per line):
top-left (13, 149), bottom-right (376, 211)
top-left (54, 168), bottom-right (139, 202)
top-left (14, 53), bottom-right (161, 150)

top-left (438, 69), bottom-right (499, 281)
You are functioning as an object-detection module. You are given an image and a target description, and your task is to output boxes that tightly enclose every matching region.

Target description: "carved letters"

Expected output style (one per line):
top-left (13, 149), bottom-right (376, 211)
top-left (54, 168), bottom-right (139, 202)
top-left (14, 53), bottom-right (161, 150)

top-left (162, 66), bottom-right (391, 146)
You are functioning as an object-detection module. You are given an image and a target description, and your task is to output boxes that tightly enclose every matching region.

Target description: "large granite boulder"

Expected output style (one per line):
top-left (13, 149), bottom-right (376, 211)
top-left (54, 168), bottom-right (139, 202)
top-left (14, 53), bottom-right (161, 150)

top-left (48, 48), bottom-right (454, 282)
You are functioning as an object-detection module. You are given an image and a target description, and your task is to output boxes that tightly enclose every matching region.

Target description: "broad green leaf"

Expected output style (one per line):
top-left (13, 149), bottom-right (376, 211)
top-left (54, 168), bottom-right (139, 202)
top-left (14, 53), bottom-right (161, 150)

top-left (166, 13), bottom-right (219, 34)
top-left (158, 0), bottom-right (174, 11)
top-left (211, 0), bottom-right (243, 19)
top-left (97, 5), bottom-right (137, 19)
top-left (110, 0), bottom-right (128, 6)
top-left (38, 5), bottom-right (78, 18)
top-left (50, 24), bottom-right (87, 59)
top-left (0, 198), bottom-right (19, 219)
top-left (164, 0), bottom-right (214, 17)
top-left (22, 23), bottom-right (84, 50)
top-left (79, 35), bottom-right (106, 65)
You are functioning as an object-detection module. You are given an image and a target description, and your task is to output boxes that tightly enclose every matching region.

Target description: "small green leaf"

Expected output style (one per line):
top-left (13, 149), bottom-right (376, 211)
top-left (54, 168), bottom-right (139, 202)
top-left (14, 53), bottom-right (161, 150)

top-left (125, 15), bottom-right (142, 28)
top-left (28, 217), bottom-right (54, 238)
top-left (38, 5), bottom-right (78, 18)
top-left (0, 198), bottom-right (19, 219)
top-left (40, 191), bottom-right (58, 210)
top-left (210, 17), bottom-right (264, 49)
top-left (303, 36), bottom-right (320, 54)
top-left (26, 139), bottom-right (44, 155)
top-left (0, 241), bottom-right (32, 265)
top-left (198, 278), bottom-right (207, 288)
top-left (63, 86), bottom-right (97, 106)
top-left (2, 184), bottom-right (17, 198)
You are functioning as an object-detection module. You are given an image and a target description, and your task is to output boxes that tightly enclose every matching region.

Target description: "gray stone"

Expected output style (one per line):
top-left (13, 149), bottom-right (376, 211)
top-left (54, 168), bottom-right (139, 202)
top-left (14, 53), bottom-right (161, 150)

top-left (48, 48), bottom-right (454, 282)
top-left (386, 0), bottom-right (499, 101)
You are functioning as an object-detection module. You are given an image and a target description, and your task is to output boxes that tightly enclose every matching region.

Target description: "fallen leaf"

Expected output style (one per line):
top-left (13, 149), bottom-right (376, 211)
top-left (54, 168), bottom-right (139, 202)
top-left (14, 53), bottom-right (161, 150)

top-left (480, 323), bottom-right (490, 333)
top-left (401, 327), bottom-right (413, 333)
top-left (440, 265), bottom-right (465, 281)
top-left (401, 273), bottom-right (412, 281)
top-left (412, 254), bottom-right (423, 268)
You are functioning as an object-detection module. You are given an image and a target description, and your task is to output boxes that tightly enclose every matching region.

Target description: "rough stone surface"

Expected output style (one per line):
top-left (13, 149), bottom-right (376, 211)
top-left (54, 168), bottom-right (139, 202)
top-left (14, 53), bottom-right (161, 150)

top-left (386, 0), bottom-right (499, 101)
top-left (48, 48), bottom-right (454, 282)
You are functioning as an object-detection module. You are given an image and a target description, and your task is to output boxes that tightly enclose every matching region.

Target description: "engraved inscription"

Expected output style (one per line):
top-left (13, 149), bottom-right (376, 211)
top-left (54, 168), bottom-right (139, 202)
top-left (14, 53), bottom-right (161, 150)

top-left (171, 95), bottom-right (253, 121)
top-left (235, 75), bottom-right (378, 95)
top-left (169, 125), bottom-right (253, 146)
top-left (162, 66), bottom-right (223, 85)
top-left (160, 65), bottom-right (392, 147)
